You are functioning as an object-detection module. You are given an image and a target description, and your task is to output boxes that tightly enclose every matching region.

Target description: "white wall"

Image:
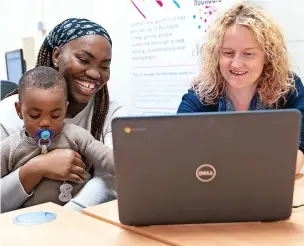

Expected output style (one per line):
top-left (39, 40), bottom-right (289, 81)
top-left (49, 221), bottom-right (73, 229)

top-left (245, 0), bottom-right (304, 80)
top-left (0, 0), bottom-right (131, 108)
top-left (0, 0), bottom-right (43, 78)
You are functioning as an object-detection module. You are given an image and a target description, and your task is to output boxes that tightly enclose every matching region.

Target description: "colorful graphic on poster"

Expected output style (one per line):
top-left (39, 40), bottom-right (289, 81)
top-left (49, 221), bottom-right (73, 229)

top-left (127, 0), bottom-right (238, 115)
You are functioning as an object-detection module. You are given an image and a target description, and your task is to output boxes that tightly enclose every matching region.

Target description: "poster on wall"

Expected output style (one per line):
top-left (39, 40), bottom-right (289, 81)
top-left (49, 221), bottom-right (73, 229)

top-left (126, 0), bottom-right (240, 115)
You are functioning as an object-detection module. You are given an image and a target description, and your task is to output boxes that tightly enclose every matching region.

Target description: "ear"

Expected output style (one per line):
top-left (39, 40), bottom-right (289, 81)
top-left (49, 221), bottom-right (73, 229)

top-left (14, 101), bottom-right (23, 119)
top-left (52, 47), bottom-right (61, 69)
top-left (264, 54), bottom-right (268, 65)
top-left (63, 101), bottom-right (69, 115)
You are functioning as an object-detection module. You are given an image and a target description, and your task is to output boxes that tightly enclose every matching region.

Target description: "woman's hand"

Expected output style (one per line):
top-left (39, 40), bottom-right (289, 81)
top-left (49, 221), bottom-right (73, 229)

top-left (19, 149), bottom-right (86, 194)
top-left (296, 150), bottom-right (304, 175)
top-left (37, 149), bottom-right (87, 183)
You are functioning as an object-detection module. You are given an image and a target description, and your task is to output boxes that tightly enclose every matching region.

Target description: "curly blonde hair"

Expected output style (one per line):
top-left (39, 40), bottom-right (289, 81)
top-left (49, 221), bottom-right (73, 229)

top-left (195, 3), bottom-right (295, 108)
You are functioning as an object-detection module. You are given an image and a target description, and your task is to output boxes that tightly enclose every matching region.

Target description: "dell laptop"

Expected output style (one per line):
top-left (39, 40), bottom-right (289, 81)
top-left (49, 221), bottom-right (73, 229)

top-left (112, 110), bottom-right (301, 226)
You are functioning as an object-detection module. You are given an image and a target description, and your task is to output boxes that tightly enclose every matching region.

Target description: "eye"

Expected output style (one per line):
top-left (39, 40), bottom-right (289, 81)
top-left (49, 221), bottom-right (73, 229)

top-left (78, 58), bottom-right (89, 64)
top-left (244, 52), bottom-right (254, 57)
top-left (30, 115), bottom-right (40, 119)
top-left (223, 51), bottom-right (234, 56)
top-left (51, 115), bottom-right (60, 119)
top-left (102, 66), bottom-right (110, 71)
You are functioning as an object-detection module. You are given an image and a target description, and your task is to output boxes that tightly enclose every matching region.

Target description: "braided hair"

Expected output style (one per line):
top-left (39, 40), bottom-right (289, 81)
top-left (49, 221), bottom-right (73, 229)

top-left (6, 18), bottom-right (112, 142)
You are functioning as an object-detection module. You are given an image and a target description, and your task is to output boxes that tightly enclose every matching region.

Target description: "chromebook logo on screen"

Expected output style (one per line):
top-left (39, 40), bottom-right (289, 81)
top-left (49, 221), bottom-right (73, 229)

top-left (124, 126), bottom-right (131, 134)
top-left (124, 126), bottom-right (146, 134)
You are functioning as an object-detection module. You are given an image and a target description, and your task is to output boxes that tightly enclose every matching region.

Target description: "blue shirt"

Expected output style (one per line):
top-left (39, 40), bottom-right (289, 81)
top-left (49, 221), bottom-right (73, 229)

top-left (177, 76), bottom-right (304, 153)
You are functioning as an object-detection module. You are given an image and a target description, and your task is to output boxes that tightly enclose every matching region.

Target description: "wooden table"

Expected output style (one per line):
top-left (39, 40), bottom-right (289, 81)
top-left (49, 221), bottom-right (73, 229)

top-left (82, 177), bottom-right (304, 246)
top-left (0, 202), bottom-right (167, 246)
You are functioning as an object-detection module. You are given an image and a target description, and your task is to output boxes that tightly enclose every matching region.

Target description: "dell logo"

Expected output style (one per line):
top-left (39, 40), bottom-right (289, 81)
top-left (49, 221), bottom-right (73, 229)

top-left (196, 164), bottom-right (216, 183)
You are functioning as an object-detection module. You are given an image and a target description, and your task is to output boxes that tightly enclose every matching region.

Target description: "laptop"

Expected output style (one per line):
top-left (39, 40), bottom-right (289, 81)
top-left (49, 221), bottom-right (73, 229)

top-left (112, 110), bottom-right (301, 226)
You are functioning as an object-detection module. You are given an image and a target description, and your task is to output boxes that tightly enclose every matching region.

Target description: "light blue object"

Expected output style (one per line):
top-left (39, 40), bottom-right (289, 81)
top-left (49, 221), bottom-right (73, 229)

top-left (35, 129), bottom-right (54, 148)
top-left (172, 0), bottom-right (180, 8)
top-left (40, 130), bottom-right (51, 140)
top-left (35, 129), bottom-right (54, 140)
top-left (13, 212), bottom-right (56, 225)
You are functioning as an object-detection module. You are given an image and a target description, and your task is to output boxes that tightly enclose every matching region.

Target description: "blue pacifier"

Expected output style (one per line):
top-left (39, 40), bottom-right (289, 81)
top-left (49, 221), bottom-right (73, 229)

top-left (35, 129), bottom-right (54, 148)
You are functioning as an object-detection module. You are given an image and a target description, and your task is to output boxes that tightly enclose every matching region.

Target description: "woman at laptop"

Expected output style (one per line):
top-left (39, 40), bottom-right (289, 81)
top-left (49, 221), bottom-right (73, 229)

top-left (177, 3), bottom-right (304, 174)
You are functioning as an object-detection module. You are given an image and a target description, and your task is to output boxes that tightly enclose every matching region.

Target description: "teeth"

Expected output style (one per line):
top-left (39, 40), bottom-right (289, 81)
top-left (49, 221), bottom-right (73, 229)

top-left (231, 70), bottom-right (247, 75)
top-left (76, 80), bottom-right (96, 90)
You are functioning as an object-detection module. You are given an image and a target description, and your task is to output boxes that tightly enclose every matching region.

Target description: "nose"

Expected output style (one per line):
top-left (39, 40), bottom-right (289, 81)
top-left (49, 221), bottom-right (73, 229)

top-left (231, 54), bottom-right (243, 69)
top-left (39, 117), bottom-right (51, 129)
top-left (85, 68), bottom-right (101, 81)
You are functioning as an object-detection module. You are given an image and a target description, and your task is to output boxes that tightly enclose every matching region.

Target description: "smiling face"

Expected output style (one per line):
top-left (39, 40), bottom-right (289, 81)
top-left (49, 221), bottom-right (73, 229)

top-left (52, 35), bottom-right (112, 104)
top-left (219, 24), bottom-right (266, 91)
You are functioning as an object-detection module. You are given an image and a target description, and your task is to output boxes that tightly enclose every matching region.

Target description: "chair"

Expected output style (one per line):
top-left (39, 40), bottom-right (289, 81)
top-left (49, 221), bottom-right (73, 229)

top-left (1, 80), bottom-right (18, 100)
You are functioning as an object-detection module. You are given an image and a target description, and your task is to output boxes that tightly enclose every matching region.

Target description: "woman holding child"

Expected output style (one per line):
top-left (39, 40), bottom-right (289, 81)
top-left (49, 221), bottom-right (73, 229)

top-left (0, 18), bottom-right (123, 212)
